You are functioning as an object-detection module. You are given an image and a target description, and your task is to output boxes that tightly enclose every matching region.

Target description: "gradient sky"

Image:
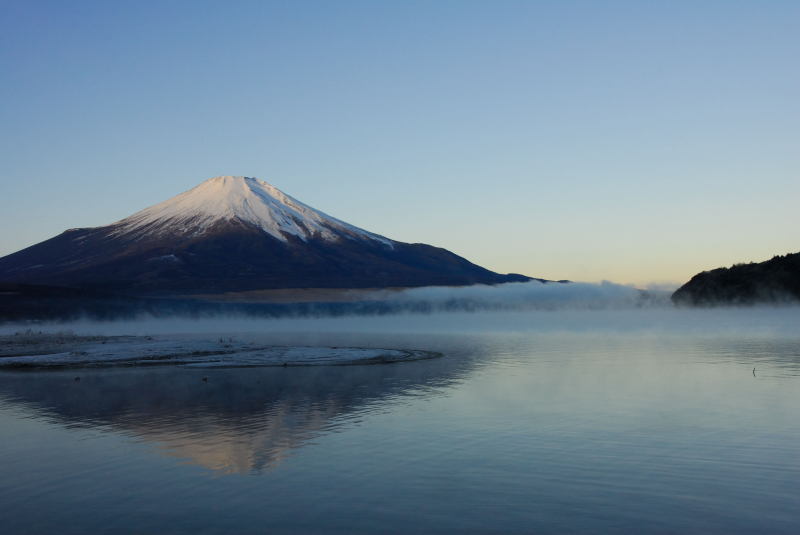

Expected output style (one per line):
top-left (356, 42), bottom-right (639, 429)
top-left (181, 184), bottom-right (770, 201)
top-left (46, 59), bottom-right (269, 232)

top-left (2, 0), bottom-right (798, 286)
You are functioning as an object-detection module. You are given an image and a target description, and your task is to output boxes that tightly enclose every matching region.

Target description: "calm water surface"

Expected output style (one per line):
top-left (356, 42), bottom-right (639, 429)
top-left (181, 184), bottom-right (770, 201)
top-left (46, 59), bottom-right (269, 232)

top-left (1, 309), bottom-right (799, 534)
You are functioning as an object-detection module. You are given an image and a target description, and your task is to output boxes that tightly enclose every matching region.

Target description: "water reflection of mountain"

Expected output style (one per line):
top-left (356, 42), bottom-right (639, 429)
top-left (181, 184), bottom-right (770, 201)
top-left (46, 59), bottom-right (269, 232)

top-left (0, 353), bottom-right (473, 475)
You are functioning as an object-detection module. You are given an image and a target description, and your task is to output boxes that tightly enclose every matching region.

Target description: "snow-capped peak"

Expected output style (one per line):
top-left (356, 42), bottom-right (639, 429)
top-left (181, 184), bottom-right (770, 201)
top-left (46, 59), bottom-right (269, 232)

top-left (114, 176), bottom-right (393, 245)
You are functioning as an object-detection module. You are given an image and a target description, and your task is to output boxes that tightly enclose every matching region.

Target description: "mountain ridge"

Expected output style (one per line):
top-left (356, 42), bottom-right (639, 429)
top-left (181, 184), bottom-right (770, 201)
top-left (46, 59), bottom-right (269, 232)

top-left (0, 176), bottom-right (537, 294)
top-left (672, 252), bottom-right (800, 306)
top-left (110, 176), bottom-right (394, 246)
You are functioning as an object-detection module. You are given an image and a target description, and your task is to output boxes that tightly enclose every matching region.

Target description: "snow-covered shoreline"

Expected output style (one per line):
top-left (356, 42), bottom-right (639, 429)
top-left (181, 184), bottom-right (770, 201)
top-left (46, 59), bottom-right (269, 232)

top-left (0, 331), bottom-right (441, 369)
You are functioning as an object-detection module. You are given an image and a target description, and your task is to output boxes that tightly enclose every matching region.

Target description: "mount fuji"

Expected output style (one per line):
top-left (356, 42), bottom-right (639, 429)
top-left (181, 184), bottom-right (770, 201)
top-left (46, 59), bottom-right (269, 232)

top-left (0, 176), bottom-right (534, 294)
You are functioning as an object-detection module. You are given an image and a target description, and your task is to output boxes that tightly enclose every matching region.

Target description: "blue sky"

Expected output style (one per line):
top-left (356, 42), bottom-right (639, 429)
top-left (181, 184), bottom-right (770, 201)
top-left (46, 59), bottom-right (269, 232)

top-left (2, 0), bottom-right (798, 285)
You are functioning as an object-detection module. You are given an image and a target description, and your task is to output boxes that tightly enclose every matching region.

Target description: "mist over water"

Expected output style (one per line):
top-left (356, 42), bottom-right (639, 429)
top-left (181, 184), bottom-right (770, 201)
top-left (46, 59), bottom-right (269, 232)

top-left (389, 279), bottom-right (659, 308)
top-left (3, 302), bottom-right (798, 341)
top-left (2, 284), bottom-right (800, 534)
top-left (2, 279), bottom-right (797, 338)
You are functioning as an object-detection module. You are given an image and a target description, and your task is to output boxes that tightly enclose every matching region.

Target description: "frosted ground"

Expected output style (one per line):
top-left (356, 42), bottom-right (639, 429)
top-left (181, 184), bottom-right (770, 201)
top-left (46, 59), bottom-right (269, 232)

top-left (2, 280), bottom-right (798, 369)
top-left (0, 331), bottom-right (438, 368)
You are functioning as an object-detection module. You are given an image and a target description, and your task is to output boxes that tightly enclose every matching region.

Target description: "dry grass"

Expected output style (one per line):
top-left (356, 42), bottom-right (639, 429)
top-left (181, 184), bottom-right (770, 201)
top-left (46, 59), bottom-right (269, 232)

top-left (184, 287), bottom-right (409, 303)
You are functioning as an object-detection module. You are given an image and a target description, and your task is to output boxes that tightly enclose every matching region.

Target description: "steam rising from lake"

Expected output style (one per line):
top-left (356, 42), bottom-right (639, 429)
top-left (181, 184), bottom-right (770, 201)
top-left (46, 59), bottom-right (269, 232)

top-left (3, 282), bottom-right (800, 534)
top-left (1, 279), bottom-right (797, 338)
top-left (385, 280), bottom-right (658, 309)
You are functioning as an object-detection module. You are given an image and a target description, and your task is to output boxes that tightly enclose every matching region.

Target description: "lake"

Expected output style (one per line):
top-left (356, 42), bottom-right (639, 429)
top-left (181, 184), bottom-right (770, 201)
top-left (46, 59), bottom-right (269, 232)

top-left (1, 307), bottom-right (799, 534)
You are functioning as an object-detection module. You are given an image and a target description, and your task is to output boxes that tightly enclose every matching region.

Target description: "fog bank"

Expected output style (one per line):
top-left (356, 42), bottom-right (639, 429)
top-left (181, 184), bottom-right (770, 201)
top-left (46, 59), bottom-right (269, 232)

top-left (382, 280), bottom-right (663, 310)
top-left (3, 306), bottom-right (799, 339)
top-left (2, 280), bottom-right (799, 338)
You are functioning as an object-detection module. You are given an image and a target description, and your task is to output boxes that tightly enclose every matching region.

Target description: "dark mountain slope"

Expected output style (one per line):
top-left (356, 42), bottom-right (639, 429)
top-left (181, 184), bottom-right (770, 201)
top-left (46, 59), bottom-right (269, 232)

top-left (0, 176), bottom-right (535, 294)
top-left (672, 252), bottom-right (800, 306)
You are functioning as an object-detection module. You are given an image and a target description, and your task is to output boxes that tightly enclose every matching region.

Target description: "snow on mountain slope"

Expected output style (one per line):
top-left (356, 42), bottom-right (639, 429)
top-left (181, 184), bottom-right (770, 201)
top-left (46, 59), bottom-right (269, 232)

top-left (0, 174), bottom-right (536, 293)
top-left (113, 176), bottom-right (393, 246)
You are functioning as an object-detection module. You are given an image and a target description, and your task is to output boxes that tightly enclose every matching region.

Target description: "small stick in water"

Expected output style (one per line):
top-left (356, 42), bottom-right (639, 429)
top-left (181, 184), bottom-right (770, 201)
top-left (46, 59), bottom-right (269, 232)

top-left (753, 368), bottom-right (756, 376)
